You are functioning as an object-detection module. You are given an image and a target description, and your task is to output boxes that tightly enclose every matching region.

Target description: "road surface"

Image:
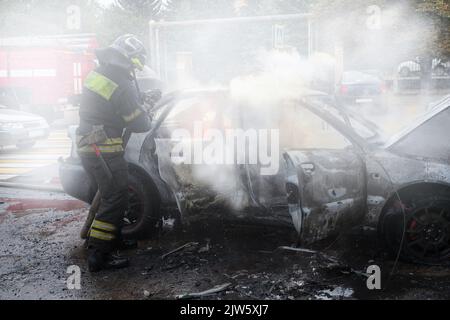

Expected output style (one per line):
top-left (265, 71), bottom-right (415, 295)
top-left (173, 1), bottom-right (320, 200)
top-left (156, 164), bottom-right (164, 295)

top-left (0, 187), bottom-right (449, 300)
top-left (0, 130), bottom-right (71, 181)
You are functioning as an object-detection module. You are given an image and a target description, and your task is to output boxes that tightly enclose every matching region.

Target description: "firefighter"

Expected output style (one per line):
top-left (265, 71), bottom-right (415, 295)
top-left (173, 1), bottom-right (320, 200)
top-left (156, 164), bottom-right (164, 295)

top-left (76, 34), bottom-right (155, 272)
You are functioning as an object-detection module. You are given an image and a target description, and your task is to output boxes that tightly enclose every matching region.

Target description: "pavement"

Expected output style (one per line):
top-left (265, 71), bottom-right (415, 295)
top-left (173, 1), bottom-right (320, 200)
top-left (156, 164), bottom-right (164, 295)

top-left (0, 186), bottom-right (449, 300)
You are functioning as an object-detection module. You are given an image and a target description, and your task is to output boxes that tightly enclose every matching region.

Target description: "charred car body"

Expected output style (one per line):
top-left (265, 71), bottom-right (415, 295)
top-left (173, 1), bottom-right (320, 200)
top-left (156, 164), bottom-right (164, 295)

top-left (59, 90), bottom-right (450, 265)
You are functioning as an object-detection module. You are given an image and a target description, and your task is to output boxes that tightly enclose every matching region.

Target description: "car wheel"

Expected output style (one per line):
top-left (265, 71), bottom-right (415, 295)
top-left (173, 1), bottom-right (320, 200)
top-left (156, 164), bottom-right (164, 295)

top-left (16, 141), bottom-right (36, 149)
top-left (121, 168), bottom-right (161, 240)
top-left (399, 67), bottom-right (411, 77)
top-left (380, 196), bottom-right (450, 265)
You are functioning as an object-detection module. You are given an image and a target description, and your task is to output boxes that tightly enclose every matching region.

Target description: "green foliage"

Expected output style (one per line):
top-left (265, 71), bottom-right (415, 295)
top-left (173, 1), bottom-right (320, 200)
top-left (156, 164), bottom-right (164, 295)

top-left (416, 0), bottom-right (450, 17)
top-left (415, 0), bottom-right (450, 58)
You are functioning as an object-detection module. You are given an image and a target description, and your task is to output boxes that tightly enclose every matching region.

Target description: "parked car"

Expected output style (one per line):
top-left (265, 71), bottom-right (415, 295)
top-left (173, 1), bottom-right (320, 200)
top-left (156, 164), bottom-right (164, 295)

top-left (59, 90), bottom-right (450, 265)
top-left (398, 58), bottom-right (450, 77)
top-left (0, 104), bottom-right (50, 149)
top-left (336, 70), bottom-right (387, 110)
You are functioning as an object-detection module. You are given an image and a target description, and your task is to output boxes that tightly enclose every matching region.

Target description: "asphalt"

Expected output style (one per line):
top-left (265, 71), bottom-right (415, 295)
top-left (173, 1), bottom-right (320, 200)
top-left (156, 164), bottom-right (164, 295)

top-left (0, 187), bottom-right (449, 300)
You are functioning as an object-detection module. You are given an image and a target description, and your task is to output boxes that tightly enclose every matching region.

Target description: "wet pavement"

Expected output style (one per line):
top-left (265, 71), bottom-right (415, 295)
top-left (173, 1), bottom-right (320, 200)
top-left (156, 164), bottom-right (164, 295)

top-left (0, 187), bottom-right (449, 300)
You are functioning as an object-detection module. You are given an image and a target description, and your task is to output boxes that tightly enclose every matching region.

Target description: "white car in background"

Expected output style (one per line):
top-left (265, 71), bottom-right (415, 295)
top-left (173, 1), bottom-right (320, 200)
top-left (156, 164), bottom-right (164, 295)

top-left (0, 104), bottom-right (50, 149)
top-left (398, 58), bottom-right (450, 77)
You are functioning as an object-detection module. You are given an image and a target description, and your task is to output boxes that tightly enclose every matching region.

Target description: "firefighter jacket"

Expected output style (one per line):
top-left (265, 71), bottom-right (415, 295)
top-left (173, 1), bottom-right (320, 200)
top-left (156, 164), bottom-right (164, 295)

top-left (77, 64), bottom-right (151, 155)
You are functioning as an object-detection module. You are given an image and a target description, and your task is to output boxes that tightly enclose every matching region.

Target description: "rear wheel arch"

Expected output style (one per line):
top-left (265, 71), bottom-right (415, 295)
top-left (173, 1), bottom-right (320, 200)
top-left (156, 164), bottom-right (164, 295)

top-left (378, 182), bottom-right (450, 264)
top-left (379, 182), bottom-right (450, 216)
top-left (122, 163), bottom-right (162, 239)
top-left (127, 163), bottom-right (161, 205)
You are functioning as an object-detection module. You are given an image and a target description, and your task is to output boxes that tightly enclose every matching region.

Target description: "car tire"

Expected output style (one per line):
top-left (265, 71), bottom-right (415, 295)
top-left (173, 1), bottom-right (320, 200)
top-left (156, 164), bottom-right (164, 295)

top-left (16, 141), bottom-right (36, 149)
top-left (121, 168), bottom-right (161, 240)
top-left (380, 195), bottom-right (450, 265)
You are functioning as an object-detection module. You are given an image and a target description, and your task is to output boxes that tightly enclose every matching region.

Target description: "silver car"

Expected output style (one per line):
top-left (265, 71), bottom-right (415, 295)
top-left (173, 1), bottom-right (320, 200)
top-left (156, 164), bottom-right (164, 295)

top-left (0, 104), bottom-right (50, 149)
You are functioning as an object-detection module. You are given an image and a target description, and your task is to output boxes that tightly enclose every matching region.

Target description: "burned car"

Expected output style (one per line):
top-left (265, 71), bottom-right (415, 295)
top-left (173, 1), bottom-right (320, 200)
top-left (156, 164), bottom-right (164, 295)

top-left (59, 89), bottom-right (450, 265)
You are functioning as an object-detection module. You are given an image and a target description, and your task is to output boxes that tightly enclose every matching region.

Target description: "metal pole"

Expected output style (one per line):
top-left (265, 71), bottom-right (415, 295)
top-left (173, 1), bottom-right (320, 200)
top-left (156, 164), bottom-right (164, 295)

top-left (155, 27), bottom-right (161, 79)
top-left (150, 13), bottom-right (312, 28)
top-left (149, 21), bottom-right (156, 72)
top-left (307, 18), bottom-right (313, 58)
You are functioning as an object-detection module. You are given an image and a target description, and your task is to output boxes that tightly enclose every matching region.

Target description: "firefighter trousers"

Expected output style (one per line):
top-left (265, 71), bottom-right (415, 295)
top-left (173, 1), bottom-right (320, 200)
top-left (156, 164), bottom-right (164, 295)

top-left (80, 154), bottom-right (128, 253)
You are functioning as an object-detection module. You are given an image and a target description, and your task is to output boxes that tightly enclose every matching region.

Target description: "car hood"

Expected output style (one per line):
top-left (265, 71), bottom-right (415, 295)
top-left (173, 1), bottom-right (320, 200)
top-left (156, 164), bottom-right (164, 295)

top-left (0, 108), bottom-right (44, 122)
top-left (384, 95), bottom-right (450, 149)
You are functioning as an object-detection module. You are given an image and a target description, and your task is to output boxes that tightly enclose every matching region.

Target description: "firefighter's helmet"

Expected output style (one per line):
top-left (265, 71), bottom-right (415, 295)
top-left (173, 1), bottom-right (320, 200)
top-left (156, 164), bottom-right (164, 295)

top-left (110, 34), bottom-right (147, 71)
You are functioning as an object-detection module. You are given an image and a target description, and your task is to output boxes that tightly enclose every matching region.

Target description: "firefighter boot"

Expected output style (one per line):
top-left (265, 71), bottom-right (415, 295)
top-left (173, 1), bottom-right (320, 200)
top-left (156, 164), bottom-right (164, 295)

top-left (88, 249), bottom-right (130, 272)
top-left (116, 238), bottom-right (138, 251)
top-left (115, 231), bottom-right (138, 251)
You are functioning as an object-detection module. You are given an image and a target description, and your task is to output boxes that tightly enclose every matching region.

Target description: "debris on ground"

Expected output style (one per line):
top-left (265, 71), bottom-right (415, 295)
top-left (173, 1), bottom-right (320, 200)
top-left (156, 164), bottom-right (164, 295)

top-left (1, 187), bottom-right (450, 300)
top-left (175, 283), bottom-right (232, 299)
top-left (277, 246), bottom-right (317, 254)
top-left (161, 242), bottom-right (199, 259)
top-left (315, 287), bottom-right (355, 300)
top-left (198, 239), bottom-right (211, 253)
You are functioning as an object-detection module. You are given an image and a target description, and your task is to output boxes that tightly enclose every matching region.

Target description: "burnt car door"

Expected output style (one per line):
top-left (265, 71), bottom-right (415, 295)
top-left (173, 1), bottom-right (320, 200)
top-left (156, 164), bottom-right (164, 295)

top-left (283, 100), bottom-right (367, 243)
top-left (146, 90), bottom-right (248, 219)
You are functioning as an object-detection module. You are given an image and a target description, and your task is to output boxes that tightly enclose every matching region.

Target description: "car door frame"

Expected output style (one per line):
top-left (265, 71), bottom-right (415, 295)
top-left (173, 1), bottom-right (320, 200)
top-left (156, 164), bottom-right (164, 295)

top-left (283, 97), bottom-right (371, 243)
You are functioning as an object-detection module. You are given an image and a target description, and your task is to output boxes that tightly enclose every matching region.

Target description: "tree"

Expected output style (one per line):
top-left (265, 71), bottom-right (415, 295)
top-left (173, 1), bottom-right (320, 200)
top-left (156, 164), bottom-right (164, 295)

top-left (151, 0), bottom-right (173, 16)
top-left (114, 0), bottom-right (172, 18)
top-left (415, 0), bottom-right (450, 59)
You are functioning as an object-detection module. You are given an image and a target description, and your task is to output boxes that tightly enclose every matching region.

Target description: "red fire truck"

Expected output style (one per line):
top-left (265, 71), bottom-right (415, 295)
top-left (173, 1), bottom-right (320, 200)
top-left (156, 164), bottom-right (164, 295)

top-left (0, 34), bottom-right (98, 121)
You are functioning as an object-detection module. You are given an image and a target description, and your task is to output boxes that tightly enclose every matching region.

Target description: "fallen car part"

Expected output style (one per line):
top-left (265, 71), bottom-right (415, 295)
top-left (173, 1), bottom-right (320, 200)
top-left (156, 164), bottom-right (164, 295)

top-left (175, 282), bottom-right (231, 299)
top-left (276, 246), bottom-right (317, 254)
top-left (275, 246), bottom-right (370, 278)
top-left (161, 242), bottom-right (199, 259)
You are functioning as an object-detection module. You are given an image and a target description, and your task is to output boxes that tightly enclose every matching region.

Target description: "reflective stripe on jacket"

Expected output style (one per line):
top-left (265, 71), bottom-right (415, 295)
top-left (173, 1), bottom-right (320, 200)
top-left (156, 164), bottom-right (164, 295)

top-left (77, 137), bottom-right (124, 154)
top-left (77, 64), bottom-right (151, 156)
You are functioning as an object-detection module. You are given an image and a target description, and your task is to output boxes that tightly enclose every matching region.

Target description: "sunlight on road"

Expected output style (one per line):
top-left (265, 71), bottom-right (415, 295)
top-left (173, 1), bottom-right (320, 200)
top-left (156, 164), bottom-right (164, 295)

top-left (0, 130), bottom-right (71, 180)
